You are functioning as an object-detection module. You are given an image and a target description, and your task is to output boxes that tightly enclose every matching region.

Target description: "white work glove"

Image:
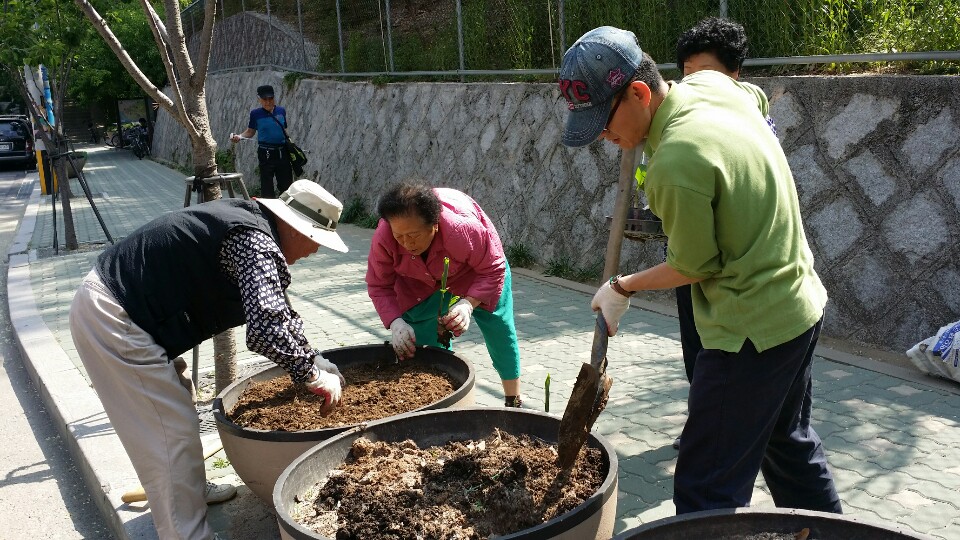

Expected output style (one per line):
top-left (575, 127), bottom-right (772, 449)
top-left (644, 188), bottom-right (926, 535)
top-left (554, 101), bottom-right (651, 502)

top-left (305, 368), bottom-right (342, 416)
top-left (591, 281), bottom-right (630, 336)
top-left (440, 298), bottom-right (474, 337)
top-left (390, 317), bottom-right (416, 360)
top-left (312, 354), bottom-right (345, 386)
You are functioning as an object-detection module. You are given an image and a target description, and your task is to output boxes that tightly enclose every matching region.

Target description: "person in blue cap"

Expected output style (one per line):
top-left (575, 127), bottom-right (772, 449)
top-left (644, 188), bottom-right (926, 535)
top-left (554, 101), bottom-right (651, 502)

top-left (558, 26), bottom-right (843, 516)
top-left (231, 84), bottom-right (293, 197)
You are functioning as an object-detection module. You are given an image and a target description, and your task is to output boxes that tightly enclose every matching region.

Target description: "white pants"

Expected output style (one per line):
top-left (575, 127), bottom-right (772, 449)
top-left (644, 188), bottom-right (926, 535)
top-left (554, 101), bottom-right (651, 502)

top-left (69, 269), bottom-right (212, 540)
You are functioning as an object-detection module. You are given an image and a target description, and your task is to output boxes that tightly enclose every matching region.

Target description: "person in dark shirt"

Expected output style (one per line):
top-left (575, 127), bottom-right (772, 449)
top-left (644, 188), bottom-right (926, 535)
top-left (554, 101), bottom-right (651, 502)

top-left (69, 180), bottom-right (348, 539)
top-left (230, 84), bottom-right (293, 197)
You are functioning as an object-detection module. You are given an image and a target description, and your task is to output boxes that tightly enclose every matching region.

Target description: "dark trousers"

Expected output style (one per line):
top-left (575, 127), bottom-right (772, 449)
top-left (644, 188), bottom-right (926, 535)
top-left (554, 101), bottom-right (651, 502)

top-left (676, 284), bottom-right (702, 383)
top-left (257, 145), bottom-right (293, 198)
top-left (674, 317), bottom-right (842, 515)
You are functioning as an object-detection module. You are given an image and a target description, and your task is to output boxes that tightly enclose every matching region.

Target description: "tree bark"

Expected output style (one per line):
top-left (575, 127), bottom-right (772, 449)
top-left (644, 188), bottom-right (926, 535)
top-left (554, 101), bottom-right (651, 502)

top-left (53, 156), bottom-right (79, 250)
top-left (75, 0), bottom-right (239, 393)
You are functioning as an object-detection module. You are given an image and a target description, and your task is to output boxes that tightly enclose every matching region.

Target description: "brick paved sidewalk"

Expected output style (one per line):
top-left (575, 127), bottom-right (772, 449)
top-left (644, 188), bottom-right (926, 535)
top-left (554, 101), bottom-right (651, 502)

top-left (18, 146), bottom-right (960, 539)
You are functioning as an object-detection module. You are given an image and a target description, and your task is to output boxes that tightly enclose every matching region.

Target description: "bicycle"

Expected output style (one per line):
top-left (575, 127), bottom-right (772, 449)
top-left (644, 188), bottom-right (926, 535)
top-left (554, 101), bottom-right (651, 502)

top-left (126, 126), bottom-right (150, 159)
top-left (103, 122), bottom-right (139, 148)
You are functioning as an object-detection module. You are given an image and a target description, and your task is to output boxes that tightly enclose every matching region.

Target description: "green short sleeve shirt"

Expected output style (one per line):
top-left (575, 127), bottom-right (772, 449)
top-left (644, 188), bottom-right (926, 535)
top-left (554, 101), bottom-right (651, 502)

top-left (645, 70), bottom-right (827, 353)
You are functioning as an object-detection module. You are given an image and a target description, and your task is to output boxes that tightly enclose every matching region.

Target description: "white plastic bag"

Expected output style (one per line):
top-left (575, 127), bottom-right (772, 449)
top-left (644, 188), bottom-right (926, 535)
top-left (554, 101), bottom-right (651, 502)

top-left (906, 320), bottom-right (960, 383)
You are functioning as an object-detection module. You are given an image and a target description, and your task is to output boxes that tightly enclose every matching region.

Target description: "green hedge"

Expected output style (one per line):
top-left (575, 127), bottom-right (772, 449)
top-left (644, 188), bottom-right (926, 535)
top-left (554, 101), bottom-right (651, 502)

top-left (213, 0), bottom-right (960, 75)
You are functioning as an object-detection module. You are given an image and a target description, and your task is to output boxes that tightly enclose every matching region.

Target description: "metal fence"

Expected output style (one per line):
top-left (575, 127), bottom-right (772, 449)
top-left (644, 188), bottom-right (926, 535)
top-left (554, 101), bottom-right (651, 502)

top-left (182, 0), bottom-right (960, 76)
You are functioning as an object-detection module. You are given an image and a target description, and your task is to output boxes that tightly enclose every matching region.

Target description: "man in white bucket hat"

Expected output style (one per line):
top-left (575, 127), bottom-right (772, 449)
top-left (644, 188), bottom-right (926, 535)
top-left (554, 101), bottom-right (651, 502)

top-left (69, 179), bottom-right (348, 539)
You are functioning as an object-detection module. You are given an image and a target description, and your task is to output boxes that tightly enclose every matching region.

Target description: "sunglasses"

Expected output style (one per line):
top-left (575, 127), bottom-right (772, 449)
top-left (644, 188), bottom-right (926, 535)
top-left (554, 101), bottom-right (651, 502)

top-left (601, 90), bottom-right (625, 134)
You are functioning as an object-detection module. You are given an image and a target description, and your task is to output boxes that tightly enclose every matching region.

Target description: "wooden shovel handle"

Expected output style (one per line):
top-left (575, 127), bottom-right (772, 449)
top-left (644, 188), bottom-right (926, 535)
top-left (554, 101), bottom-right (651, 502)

top-left (120, 487), bottom-right (147, 503)
top-left (120, 442), bottom-right (224, 504)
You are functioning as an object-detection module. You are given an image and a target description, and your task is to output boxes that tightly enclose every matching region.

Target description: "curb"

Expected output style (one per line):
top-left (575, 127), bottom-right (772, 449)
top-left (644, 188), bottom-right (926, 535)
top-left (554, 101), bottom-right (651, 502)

top-left (7, 182), bottom-right (156, 540)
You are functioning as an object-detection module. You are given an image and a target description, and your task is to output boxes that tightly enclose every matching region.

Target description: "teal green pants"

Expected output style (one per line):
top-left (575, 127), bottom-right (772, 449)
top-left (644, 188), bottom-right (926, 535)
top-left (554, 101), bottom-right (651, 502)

top-left (402, 263), bottom-right (521, 381)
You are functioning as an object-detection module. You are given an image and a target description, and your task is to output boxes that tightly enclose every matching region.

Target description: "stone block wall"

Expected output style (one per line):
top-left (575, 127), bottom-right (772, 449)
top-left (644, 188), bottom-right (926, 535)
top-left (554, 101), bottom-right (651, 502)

top-left (755, 75), bottom-right (960, 352)
top-left (152, 72), bottom-right (960, 353)
top-left (187, 11), bottom-right (318, 72)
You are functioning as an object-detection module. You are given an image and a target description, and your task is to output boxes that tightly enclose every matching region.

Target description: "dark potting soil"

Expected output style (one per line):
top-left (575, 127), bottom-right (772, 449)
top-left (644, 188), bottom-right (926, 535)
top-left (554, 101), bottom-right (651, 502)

top-left (290, 430), bottom-right (605, 539)
top-left (227, 362), bottom-right (457, 431)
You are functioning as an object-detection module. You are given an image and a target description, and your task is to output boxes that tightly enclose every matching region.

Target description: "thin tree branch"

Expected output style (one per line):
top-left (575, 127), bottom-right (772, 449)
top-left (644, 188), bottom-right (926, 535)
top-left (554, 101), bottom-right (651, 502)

top-left (138, 0), bottom-right (196, 136)
top-left (161, 0), bottom-right (197, 86)
top-left (193, 0), bottom-right (217, 89)
top-left (72, 0), bottom-right (173, 114)
top-left (143, 1), bottom-right (171, 45)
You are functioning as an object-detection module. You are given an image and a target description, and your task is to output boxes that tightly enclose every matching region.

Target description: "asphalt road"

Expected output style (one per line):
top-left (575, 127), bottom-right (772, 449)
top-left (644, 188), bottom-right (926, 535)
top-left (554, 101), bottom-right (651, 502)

top-left (0, 165), bottom-right (114, 539)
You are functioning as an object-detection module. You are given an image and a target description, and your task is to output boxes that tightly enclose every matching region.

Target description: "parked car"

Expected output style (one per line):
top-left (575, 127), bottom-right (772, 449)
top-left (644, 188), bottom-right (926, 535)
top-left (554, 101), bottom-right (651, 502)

top-left (0, 115), bottom-right (35, 168)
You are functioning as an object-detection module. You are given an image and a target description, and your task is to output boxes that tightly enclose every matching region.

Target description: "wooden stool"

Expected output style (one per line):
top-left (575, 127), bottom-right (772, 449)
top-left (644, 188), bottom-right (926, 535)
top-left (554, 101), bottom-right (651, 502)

top-left (182, 172), bottom-right (250, 397)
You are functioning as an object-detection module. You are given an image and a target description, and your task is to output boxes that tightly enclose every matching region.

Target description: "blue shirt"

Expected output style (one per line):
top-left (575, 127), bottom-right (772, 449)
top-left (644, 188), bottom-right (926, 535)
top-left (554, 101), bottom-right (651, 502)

top-left (248, 106), bottom-right (287, 145)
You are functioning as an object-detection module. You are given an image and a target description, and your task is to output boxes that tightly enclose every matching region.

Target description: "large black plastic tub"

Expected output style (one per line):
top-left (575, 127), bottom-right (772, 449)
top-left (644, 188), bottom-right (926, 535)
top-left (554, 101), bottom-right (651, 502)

top-left (613, 507), bottom-right (934, 539)
top-left (213, 344), bottom-right (475, 504)
top-left (275, 407), bottom-right (619, 540)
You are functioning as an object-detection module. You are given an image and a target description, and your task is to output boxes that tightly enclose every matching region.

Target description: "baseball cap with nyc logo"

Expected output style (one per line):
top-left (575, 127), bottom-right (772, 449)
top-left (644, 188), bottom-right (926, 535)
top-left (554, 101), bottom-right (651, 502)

top-left (558, 26), bottom-right (644, 147)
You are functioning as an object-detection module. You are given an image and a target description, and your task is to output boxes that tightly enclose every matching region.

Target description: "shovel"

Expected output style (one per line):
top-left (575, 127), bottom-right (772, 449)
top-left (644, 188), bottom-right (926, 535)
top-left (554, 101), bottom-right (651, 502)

top-left (557, 312), bottom-right (614, 470)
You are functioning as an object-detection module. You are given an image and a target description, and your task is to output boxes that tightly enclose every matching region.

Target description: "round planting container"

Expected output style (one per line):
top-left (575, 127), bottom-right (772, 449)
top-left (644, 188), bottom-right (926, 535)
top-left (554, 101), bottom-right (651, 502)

top-left (613, 507), bottom-right (934, 539)
top-left (213, 344), bottom-right (475, 505)
top-left (274, 407), bottom-right (619, 540)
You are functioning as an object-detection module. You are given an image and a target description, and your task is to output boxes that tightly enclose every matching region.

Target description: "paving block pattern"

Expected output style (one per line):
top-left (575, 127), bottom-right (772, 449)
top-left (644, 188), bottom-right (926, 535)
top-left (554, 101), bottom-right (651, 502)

top-left (26, 147), bottom-right (960, 539)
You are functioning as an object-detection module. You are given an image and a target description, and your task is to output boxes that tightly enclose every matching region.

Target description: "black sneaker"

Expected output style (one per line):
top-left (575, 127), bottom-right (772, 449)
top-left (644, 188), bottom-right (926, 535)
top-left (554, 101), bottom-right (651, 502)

top-left (504, 396), bottom-right (523, 408)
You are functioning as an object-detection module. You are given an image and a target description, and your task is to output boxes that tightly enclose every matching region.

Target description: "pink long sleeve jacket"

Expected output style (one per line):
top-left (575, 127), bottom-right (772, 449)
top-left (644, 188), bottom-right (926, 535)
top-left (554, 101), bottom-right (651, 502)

top-left (366, 188), bottom-right (507, 328)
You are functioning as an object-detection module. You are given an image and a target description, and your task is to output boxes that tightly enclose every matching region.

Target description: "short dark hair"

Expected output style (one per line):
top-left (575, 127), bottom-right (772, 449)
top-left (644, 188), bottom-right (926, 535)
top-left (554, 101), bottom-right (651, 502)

top-left (377, 181), bottom-right (442, 225)
top-left (676, 17), bottom-right (748, 74)
top-left (635, 52), bottom-right (665, 96)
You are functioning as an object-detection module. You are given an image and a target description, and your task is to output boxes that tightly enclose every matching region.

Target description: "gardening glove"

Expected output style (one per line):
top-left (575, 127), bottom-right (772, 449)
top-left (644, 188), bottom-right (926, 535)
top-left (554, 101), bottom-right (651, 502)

top-left (305, 367), bottom-right (342, 416)
top-left (440, 298), bottom-right (474, 337)
top-left (312, 353), bottom-right (345, 386)
top-left (591, 281), bottom-right (630, 336)
top-left (390, 317), bottom-right (416, 360)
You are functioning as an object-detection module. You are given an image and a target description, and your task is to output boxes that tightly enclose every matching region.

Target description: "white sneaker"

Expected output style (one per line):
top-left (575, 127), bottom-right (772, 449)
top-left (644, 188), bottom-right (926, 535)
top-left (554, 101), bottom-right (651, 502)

top-left (205, 481), bottom-right (237, 505)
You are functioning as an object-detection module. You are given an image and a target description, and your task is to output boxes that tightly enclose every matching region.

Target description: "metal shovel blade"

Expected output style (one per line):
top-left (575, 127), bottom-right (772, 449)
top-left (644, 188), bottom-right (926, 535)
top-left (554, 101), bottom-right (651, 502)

top-left (557, 313), bottom-right (611, 470)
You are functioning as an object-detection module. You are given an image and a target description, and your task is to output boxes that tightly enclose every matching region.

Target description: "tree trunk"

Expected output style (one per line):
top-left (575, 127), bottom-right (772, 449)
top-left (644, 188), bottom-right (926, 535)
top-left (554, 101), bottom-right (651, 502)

top-left (185, 106), bottom-right (237, 395)
top-left (53, 156), bottom-right (79, 250)
top-left (73, 0), bottom-right (236, 393)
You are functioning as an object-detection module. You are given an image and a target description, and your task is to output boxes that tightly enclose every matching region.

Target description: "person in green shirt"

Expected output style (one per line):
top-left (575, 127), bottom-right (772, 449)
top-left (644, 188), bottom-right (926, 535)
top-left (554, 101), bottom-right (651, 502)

top-left (668, 16), bottom-right (778, 451)
top-left (558, 26), bottom-right (842, 515)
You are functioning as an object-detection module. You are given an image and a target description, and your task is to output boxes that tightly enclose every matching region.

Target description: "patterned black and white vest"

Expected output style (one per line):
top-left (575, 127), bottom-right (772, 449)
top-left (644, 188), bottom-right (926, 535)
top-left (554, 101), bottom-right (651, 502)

top-left (96, 198), bottom-right (279, 358)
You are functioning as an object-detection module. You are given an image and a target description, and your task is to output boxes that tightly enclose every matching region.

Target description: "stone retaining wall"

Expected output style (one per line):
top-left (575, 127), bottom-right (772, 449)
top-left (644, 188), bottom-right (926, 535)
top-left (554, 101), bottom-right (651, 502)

top-left (187, 11), bottom-right (318, 72)
top-left (152, 71), bottom-right (960, 353)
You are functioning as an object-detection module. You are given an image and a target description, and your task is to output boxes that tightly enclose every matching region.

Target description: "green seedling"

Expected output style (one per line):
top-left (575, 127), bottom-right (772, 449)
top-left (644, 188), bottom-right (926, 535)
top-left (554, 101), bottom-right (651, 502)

top-left (437, 257), bottom-right (453, 349)
top-left (544, 373), bottom-right (551, 413)
top-left (213, 457), bottom-right (230, 469)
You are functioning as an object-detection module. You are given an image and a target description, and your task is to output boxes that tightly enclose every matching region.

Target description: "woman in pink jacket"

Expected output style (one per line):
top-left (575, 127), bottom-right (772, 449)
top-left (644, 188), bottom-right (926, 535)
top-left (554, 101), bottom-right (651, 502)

top-left (366, 182), bottom-right (523, 407)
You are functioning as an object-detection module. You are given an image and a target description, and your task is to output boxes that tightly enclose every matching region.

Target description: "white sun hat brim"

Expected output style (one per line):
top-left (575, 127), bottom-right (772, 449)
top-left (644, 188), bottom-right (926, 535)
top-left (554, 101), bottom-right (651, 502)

top-left (257, 181), bottom-right (349, 253)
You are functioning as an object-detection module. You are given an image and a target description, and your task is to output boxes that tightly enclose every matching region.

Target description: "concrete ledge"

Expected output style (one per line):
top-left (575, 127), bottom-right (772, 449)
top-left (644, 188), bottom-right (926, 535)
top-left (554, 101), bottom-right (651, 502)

top-left (7, 185), bottom-right (157, 540)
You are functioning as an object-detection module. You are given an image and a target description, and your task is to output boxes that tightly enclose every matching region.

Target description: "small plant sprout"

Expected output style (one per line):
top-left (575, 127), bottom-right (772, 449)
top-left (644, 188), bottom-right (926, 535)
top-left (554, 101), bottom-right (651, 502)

top-left (544, 373), bottom-right (551, 413)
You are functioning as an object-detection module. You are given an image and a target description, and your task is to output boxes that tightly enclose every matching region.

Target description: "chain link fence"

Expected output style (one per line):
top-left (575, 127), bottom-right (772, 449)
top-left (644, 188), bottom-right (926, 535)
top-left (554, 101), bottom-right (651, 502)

top-left (182, 0), bottom-right (960, 76)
